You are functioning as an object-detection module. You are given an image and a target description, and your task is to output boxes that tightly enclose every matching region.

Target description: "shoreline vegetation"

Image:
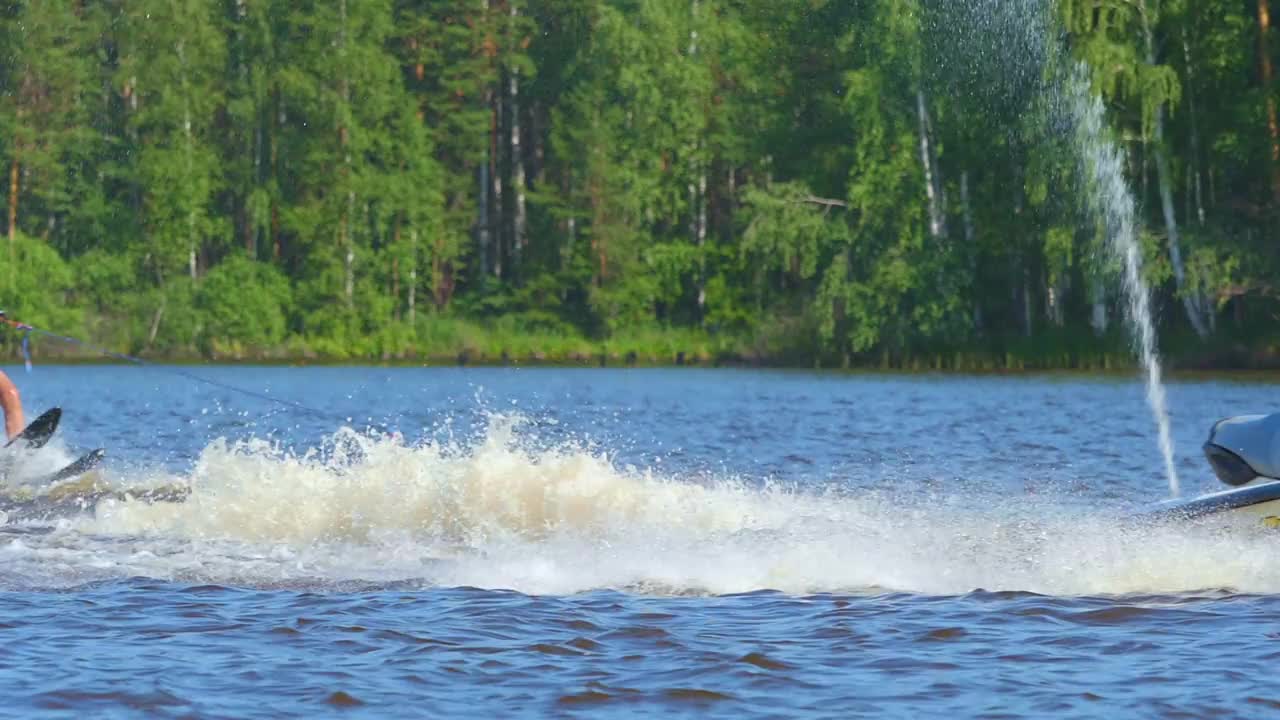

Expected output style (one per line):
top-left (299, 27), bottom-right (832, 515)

top-left (13, 320), bottom-right (1280, 373)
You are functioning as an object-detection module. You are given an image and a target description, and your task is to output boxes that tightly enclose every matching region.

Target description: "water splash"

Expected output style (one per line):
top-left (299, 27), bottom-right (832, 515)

top-left (924, 0), bottom-right (1181, 497)
top-left (0, 424), bottom-right (1266, 595)
top-left (1064, 66), bottom-right (1179, 498)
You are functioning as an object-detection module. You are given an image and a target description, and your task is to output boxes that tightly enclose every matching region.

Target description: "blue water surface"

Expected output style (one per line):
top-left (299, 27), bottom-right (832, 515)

top-left (1, 366), bottom-right (1279, 718)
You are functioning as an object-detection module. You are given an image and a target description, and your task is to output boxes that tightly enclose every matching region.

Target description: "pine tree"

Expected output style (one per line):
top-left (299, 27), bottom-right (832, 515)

top-left (0, 1), bottom-right (97, 258)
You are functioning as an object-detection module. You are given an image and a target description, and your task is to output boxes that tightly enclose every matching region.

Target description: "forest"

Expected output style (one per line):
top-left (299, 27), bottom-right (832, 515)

top-left (1, 0), bottom-right (1278, 368)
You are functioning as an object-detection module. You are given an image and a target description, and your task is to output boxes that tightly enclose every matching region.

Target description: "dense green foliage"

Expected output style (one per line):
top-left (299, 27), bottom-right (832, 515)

top-left (1, 0), bottom-right (1278, 367)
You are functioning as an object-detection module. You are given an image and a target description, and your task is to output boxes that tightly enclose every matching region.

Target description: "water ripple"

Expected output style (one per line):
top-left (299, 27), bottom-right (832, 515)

top-left (0, 369), bottom-right (1278, 716)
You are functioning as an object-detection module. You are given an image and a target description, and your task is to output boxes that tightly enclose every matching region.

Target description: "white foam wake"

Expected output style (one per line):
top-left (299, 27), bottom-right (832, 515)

top-left (0, 419), bottom-right (1272, 596)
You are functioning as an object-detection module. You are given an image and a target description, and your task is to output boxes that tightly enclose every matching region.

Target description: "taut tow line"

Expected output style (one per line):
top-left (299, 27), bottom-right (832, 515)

top-left (0, 312), bottom-right (332, 419)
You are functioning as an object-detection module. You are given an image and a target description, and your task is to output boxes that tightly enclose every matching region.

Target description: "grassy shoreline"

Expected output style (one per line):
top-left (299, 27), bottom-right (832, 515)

top-left (6, 313), bottom-right (1279, 372)
top-left (12, 336), bottom-right (1280, 376)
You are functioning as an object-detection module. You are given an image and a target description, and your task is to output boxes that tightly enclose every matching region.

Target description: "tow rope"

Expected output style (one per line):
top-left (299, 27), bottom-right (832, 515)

top-left (0, 312), bottom-right (332, 419)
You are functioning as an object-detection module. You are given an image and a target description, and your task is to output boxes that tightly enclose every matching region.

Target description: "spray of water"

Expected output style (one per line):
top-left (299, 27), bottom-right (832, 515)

top-left (0, 425), bottom-right (1268, 595)
top-left (1063, 70), bottom-right (1180, 498)
top-left (924, 0), bottom-right (1181, 497)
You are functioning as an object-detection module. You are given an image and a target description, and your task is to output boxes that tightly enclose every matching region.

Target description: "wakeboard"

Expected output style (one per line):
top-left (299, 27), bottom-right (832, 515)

top-left (5, 407), bottom-right (61, 450)
top-left (33, 448), bottom-right (106, 486)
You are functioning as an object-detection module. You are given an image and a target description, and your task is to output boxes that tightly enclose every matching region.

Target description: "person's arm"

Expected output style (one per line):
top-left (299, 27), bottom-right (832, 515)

top-left (0, 370), bottom-right (23, 440)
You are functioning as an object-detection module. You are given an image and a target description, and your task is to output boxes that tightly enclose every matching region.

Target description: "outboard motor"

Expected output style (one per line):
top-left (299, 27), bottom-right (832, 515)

top-left (1204, 414), bottom-right (1280, 487)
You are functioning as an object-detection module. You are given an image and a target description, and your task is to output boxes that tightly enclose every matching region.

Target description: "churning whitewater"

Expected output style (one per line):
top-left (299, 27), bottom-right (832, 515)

top-left (0, 413), bottom-right (1274, 597)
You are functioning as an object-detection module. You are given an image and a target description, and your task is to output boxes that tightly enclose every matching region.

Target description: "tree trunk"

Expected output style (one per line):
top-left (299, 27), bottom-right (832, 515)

top-left (726, 165), bottom-right (736, 243)
top-left (271, 90), bottom-right (282, 260)
top-left (7, 156), bottom-right (15, 291)
top-left (271, 202), bottom-right (281, 260)
top-left (478, 154), bottom-right (490, 279)
top-left (1156, 107), bottom-right (1210, 341)
top-left (1139, 131), bottom-right (1149, 209)
top-left (564, 172), bottom-right (576, 271)
top-left (1182, 30), bottom-right (1206, 226)
top-left (509, 2), bottom-right (527, 271)
top-left (492, 88), bottom-right (503, 280)
top-left (1091, 287), bottom-right (1109, 336)
top-left (532, 101), bottom-right (545, 186)
top-left (1209, 161), bottom-right (1218, 212)
top-left (688, 0), bottom-right (707, 316)
top-left (1143, 5), bottom-right (1210, 338)
top-left (960, 171), bottom-right (975, 245)
top-left (237, 0), bottom-right (255, 258)
top-left (409, 228), bottom-right (418, 325)
top-left (432, 231), bottom-right (445, 309)
top-left (249, 121), bottom-right (260, 258)
top-left (391, 215), bottom-right (402, 322)
top-left (392, 257), bottom-right (400, 322)
top-left (688, 153), bottom-right (706, 317)
top-left (1260, 0), bottom-right (1280, 202)
top-left (1022, 266), bottom-right (1033, 338)
top-left (590, 179), bottom-right (605, 285)
top-left (961, 171), bottom-right (982, 331)
top-left (339, 0), bottom-right (354, 306)
top-left (173, 35), bottom-right (200, 281)
top-left (696, 160), bottom-right (707, 317)
top-left (476, 0), bottom-right (492, 279)
top-left (7, 157), bottom-right (17, 244)
top-left (916, 91), bottom-right (947, 240)
top-left (147, 297), bottom-right (166, 350)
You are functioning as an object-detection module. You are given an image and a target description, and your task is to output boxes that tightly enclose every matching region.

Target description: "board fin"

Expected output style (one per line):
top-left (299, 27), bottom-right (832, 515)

top-left (5, 407), bottom-right (61, 450)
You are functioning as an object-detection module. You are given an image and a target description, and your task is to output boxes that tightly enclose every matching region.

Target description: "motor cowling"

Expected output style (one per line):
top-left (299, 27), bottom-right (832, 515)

top-left (1204, 414), bottom-right (1280, 487)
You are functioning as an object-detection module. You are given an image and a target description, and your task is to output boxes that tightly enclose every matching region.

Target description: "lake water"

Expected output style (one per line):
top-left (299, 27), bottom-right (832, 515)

top-left (2, 366), bottom-right (1280, 717)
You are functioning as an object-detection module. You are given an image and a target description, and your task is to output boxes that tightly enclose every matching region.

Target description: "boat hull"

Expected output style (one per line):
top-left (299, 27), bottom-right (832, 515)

top-left (1142, 480), bottom-right (1280, 526)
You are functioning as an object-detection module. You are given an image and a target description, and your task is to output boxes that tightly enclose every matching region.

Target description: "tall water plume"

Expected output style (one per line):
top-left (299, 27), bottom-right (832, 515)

top-left (923, 0), bottom-right (1179, 496)
top-left (1064, 66), bottom-right (1180, 496)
